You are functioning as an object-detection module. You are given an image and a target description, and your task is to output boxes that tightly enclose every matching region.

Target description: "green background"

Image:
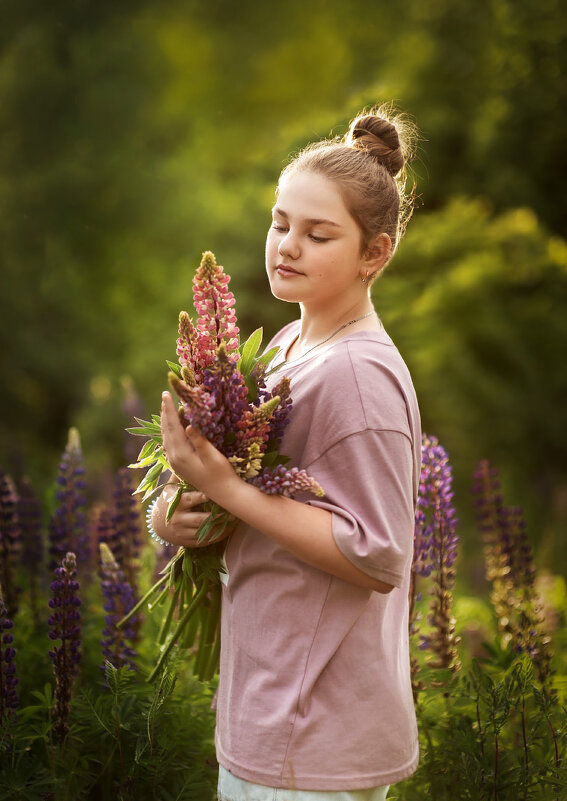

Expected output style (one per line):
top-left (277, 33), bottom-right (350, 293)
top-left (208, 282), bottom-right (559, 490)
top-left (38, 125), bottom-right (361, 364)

top-left (1, 0), bottom-right (566, 576)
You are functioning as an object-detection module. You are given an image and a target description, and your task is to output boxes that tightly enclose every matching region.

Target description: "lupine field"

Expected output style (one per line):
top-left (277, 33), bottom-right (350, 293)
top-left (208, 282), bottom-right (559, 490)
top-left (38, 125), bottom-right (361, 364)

top-left (0, 426), bottom-right (565, 800)
top-left (2, 2), bottom-right (567, 799)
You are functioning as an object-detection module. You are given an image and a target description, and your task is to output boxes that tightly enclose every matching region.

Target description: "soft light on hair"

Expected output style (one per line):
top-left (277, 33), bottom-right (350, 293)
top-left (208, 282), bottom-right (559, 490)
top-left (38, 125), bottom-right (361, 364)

top-left (278, 103), bottom-right (417, 271)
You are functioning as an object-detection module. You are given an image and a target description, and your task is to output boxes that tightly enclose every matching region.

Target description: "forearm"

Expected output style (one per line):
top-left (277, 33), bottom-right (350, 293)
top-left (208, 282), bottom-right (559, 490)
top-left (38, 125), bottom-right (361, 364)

top-left (212, 476), bottom-right (393, 593)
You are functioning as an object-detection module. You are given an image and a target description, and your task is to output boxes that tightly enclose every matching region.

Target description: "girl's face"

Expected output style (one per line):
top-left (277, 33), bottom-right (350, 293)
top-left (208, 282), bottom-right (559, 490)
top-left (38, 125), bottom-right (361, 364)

top-left (265, 170), bottom-right (369, 310)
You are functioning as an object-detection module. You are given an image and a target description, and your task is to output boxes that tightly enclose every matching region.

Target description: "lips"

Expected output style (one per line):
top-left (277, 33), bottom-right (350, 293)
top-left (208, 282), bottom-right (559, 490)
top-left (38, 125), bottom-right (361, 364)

top-left (276, 263), bottom-right (302, 277)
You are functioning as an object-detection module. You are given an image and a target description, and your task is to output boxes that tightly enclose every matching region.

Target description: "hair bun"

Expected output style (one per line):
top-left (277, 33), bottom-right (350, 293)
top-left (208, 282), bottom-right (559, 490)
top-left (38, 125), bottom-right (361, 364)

top-left (346, 113), bottom-right (405, 177)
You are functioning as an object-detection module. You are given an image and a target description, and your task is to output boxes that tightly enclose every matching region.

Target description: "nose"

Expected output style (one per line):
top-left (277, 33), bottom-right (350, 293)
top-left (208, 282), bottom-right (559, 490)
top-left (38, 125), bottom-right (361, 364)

top-left (278, 230), bottom-right (300, 260)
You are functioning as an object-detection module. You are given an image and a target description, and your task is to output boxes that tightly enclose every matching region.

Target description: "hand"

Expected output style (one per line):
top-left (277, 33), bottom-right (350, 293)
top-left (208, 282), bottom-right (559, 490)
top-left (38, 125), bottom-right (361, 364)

top-left (152, 484), bottom-right (234, 548)
top-left (160, 391), bottom-right (241, 506)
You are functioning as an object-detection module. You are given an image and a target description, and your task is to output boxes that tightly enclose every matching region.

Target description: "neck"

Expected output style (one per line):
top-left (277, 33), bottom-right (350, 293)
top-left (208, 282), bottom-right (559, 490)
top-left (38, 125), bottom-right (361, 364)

top-left (297, 298), bottom-right (374, 348)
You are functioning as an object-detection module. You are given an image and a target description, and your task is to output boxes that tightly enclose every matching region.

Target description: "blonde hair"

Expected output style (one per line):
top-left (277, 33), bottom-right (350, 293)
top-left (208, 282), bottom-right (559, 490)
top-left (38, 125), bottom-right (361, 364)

top-left (279, 104), bottom-right (417, 266)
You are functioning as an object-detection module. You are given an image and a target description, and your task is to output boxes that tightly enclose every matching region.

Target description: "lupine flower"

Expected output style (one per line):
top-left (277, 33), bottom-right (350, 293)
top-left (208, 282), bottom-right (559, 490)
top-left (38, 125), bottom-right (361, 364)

top-left (265, 376), bottom-right (293, 443)
top-left (473, 460), bottom-right (552, 685)
top-left (18, 476), bottom-right (44, 625)
top-left (48, 552), bottom-right (81, 744)
top-left (177, 251), bottom-right (240, 381)
top-left (99, 543), bottom-right (137, 673)
top-left (411, 434), bottom-right (460, 675)
top-left (251, 465), bottom-right (324, 498)
top-left (0, 470), bottom-right (21, 618)
top-left (192, 250), bottom-right (240, 356)
top-left (0, 594), bottom-right (18, 724)
top-left (49, 429), bottom-right (89, 569)
top-left (111, 468), bottom-right (143, 595)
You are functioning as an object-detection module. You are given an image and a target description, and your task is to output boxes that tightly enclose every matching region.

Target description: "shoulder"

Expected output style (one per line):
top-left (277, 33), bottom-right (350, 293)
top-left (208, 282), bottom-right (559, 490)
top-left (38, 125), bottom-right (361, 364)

top-left (300, 330), bottom-right (420, 444)
top-left (322, 331), bottom-right (417, 426)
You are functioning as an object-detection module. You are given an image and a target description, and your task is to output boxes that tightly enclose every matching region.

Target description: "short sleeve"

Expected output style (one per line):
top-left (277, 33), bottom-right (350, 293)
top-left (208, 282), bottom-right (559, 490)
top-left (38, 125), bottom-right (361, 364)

top-left (305, 428), bottom-right (416, 587)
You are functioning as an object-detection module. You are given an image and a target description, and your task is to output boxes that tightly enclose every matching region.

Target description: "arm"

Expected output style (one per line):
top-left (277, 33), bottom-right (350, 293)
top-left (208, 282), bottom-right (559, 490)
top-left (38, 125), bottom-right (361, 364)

top-left (160, 392), bottom-right (393, 593)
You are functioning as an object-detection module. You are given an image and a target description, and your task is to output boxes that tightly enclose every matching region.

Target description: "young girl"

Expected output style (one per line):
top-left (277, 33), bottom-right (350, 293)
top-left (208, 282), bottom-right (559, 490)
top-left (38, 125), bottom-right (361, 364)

top-left (154, 106), bottom-right (421, 801)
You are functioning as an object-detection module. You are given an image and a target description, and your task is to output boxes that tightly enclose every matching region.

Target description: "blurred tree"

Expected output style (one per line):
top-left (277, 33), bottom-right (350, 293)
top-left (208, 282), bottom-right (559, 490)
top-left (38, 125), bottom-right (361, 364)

top-left (378, 199), bottom-right (567, 563)
top-left (0, 0), bottom-right (565, 569)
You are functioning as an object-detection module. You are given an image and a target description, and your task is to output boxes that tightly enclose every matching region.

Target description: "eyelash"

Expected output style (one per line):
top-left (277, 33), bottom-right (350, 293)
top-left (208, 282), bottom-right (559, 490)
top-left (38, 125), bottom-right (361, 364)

top-left (271, 224), bottom-right (329, 243)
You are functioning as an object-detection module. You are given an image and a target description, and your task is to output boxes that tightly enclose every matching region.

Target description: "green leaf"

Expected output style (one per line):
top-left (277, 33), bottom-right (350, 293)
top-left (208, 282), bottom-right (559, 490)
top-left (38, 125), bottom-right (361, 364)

top-left (165, 485), bottom-right (184, 522)
top-left (258, 345), bottom-right (280, 367)
top-left (134, 460), bottom-right (164, 495)
top-left (166, 359), bottom-right (182, 377)
top-left (137, 438), bottom-right (157, 462)
top-left (238, 327), bottom-right (263, 375)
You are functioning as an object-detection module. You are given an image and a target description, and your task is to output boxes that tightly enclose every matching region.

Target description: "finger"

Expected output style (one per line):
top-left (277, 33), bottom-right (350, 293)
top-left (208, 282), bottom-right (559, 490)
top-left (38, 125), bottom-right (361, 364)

top-left (160, 392), bottom-right (186, 442)
top-left (185, 425), bottom-right (215, 456)
top-left (168, 511), bottom-right (211, 529)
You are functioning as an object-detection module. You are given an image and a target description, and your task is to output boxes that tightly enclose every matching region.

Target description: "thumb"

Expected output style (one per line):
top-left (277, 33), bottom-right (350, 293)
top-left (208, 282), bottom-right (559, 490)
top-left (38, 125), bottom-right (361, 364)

top-left (185, 425), bottom-right (208, 450)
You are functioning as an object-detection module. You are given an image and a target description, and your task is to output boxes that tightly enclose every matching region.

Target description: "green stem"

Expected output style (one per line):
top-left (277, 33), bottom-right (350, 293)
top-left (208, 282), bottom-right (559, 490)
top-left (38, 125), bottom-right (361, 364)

top-left (117, 572), bottom-right (168, 629)
top-left (204, 618), bottom-right (222, 681)
top-left (157, 582), bottom-right (182, 645)
top-left (147, 583), bottom-right (172, 613)
top-left (147, 581), bottom-right (209, 682)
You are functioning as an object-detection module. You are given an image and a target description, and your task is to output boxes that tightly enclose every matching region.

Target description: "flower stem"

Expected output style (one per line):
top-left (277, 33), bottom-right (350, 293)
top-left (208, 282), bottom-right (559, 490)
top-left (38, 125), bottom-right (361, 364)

top-left (147, 580), bottom-right (209, 682)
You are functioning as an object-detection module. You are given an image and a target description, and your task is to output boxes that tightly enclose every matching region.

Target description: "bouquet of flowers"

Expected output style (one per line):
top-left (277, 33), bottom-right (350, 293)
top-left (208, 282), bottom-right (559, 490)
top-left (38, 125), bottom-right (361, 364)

top-left (120, 251), bottom-right (324, 681)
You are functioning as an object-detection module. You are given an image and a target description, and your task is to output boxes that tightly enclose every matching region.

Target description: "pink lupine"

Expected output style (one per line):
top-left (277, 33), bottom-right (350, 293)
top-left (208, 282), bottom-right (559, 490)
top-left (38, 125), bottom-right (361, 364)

top-left (192, 251), bottom-right (239, 359)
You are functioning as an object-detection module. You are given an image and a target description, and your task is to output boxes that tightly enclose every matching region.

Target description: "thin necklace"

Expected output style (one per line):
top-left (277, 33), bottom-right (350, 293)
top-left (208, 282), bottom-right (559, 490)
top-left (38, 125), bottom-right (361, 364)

top-left (282, 309), bottom-right (377, 366)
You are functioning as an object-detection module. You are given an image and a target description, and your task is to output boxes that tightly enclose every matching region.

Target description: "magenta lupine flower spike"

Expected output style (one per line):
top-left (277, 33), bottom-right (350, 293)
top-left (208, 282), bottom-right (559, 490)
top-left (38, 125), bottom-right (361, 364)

top-left (111, 468), bottom-right (143, 596)
top-left (412, 434), bottom-right (460, 674)
top-left (48, 552), bottom-right (81, 743)
top-left (99, 543), bottom-right (138, 673)
top-left (193, 251), bottom-right (239, 356)
top-left (252, 464), bottom-right (324, 498)
top-left (49, 428), bottom-right (89, 569)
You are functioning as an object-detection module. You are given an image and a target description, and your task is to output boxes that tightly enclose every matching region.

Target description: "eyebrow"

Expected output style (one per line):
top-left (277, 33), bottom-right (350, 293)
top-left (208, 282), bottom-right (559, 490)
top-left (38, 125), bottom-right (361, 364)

top-left (272, 206), bottom-right (342, 228)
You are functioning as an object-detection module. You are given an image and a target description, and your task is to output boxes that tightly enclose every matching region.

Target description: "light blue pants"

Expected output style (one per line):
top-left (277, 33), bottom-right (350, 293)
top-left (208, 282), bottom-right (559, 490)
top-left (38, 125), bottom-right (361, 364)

top-left (218, 766), bottom-right (390, 801)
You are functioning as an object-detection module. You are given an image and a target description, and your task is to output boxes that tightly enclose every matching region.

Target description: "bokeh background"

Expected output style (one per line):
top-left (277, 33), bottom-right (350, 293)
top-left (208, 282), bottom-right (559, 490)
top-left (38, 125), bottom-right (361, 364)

top-left (1, 0), bottom-right (566, 583)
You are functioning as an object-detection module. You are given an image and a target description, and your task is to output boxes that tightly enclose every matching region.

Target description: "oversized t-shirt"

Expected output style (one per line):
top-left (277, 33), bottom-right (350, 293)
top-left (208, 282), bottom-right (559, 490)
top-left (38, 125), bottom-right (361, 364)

top-left (215, 320), bottom-right (421, 791)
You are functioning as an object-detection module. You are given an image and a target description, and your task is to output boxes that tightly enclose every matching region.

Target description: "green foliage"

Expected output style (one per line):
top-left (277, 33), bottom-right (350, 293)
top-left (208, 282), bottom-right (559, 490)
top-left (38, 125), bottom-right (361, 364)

top-left (393, 654), bottom-right (566, 801)
top-left (0, 663), bottom-right (217, 800)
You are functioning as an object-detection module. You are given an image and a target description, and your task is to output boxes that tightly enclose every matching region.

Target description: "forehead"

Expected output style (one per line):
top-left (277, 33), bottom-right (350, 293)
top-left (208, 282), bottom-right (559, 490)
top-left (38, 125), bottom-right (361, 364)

top-left (275, 170), bottom-right (354, 225)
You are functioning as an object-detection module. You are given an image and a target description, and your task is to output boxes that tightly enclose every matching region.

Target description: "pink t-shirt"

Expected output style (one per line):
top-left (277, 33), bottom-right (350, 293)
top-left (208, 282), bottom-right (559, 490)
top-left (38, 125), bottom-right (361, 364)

top-left (215, 321), bottom-right (421, 791)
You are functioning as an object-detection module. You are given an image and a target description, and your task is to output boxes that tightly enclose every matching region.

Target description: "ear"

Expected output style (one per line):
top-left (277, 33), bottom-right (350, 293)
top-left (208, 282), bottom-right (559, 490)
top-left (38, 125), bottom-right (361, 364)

top-left (362, 233), bottom-right (392, 278)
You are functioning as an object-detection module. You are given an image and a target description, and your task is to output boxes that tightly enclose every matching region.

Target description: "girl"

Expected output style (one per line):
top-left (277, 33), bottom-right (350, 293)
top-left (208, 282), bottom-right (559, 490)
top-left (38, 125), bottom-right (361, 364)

top-left (154, 106), bottom-right (421, 801)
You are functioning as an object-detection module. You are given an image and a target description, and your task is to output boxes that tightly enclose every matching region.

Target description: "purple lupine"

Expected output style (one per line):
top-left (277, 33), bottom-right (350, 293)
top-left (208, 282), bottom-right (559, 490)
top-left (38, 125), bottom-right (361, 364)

top-left (265, 376), bottom-right (293, 443)
top-left (18, 477), bottom-right (45, 624)
top-left (252, 464), bottom-right (324, 497)
top-left (49, 429), bottom-right (89, 569)
top-left (0, 470), bottom-right (21, 618)
top-left (0, 594), bottom-right (18, 723)
top-left (48, 552), bottom-right (81, 744)
top-left (473, 460), bottom-right (552, 684)
top-left (111, 468), bottom-right (143, 595)
top-left (96, 506), bottom-right (118, 557)
top-left (99, 543), bottom-right (138, 673)
top-left (412, 434), bottom-right (460, 673)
